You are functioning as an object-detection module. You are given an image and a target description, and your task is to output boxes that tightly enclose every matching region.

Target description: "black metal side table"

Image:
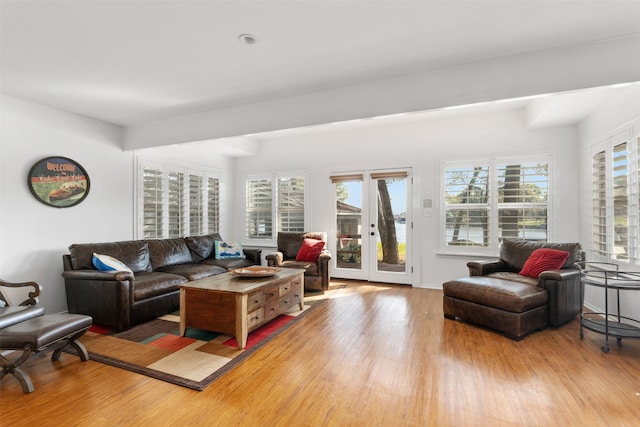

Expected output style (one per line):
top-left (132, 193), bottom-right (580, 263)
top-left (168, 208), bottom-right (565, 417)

top-left (579, 262), bottom-right (640, 353)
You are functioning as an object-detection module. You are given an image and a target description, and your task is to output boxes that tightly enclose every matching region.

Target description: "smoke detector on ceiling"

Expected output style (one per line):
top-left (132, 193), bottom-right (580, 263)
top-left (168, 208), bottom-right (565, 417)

top-left (238, 34), bottom-right (259, 45)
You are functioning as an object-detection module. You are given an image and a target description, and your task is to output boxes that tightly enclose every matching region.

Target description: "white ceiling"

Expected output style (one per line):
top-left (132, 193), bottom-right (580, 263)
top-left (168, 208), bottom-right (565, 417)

top-left (1, 0), bottom-right (640, 145)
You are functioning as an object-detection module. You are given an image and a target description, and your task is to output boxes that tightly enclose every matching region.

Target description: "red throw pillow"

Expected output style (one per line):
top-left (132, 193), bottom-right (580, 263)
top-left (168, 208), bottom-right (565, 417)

top-left (296, 238), bottom-right (325, 262)
top-left (519, 248), bottom-right (570, 278)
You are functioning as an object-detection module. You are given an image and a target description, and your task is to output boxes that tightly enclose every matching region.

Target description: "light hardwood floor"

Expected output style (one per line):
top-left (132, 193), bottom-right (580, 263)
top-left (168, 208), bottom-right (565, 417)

top-left (2, 280), bottom-right (639, 426)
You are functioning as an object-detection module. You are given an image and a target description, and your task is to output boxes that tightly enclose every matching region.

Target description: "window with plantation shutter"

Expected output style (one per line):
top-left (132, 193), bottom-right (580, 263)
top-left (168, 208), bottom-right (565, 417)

top-left (442, 158), bottom-right (550, 254)
top-left (278, 177), bottom-right (305, 232)
top-left (246, 178), bottom-right (273, 239)
top-left (138, 159), bottom-right (221, 239)
top-left (497, 163), bottom-right (548, 242)
top-left (189, 174), bottom-right (204, 236)
top-left (590, 123), bottom-right (640, 266)
top-left (592, 150), bottom-right (607, 257)
top-left (245, 172), bottom-right (306, 242)
top-left (167, 170), bottom-right (185, 238)
top-left (444, 165), bottom-right (490, 247)
top-left (143, 166), bottom-right (164, 239)
top-left (207, 177), bottom-right (220, 234)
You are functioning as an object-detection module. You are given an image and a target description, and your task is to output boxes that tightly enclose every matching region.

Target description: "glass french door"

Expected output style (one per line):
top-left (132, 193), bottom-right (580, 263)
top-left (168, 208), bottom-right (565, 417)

top-left (332, 169), bottom-right (412, 285)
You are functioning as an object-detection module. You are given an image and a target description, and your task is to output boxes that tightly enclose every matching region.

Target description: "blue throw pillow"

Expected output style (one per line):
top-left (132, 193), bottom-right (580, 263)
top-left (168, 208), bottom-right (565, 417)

top-left (92, 253), bottom-right (133, 274)
top-left (214, 241), bottom-right (246, 260)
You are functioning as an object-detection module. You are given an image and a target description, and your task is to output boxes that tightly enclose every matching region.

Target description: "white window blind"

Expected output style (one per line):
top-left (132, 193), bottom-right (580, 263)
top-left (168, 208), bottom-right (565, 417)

top-left (497, 163), bottom-right (548, 242)
top-left (207, 177), bottom-right (220, 234)
top-left (143, 166), bottom-right (164, 239)
top-left (245, 172), bottom-right (306, 241)
top-left (189, 174), bottom-right (204, 236)
top-left (277, 177), bottom-right (305, 233)
top-left (590, 123), bottom-right (640, 266)
top-left (167, 170), bottom-right (185, 238)
top-left (138, 159), bottom-right (221, 239)
top-left (592, 150), bottom-right (607, 257)
top-left (442, 159), bottom-right (550, 253)
top-left (246, 178), bottom-right (273, 239)
top-left (444, 165), bottom-right (490, 247)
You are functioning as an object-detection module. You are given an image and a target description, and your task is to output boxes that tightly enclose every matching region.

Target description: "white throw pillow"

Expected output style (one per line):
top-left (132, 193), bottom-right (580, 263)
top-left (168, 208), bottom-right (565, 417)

top-left (92, 253), bottom-right (133, 274)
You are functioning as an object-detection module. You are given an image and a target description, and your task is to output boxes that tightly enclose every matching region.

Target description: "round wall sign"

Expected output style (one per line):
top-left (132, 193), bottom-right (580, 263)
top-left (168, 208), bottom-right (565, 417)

top-left (27, 156), bottom-right (90, 208)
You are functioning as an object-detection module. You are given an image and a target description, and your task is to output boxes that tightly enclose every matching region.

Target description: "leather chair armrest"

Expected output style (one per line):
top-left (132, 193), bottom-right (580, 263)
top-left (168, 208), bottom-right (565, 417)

top-left (538, 268), bottom-right (580, 281)
top-left (265, 251), bottom-right (284, 267)
top-left (318, 251), bottom-right (332, 262)
top-left (538, 267), bottom-right (582, 326)
top-left (62, 269), bottom-right (134, 282)
top-left (242, 248), bottom-right (262, 265)
top-left (467, 259), bottom-right (506, 276)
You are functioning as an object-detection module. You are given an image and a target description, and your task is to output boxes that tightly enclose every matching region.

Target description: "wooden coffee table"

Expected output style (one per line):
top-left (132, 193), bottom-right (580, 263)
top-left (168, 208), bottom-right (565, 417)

top-left (179, 268), bottom-right (305, 349)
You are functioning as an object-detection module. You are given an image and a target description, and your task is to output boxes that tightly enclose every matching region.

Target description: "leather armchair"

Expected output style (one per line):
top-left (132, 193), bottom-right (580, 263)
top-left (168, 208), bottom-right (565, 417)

top-left (467, 239), bottom-right (584, 326)
top-left (265, 232), bottom-right (331, 293)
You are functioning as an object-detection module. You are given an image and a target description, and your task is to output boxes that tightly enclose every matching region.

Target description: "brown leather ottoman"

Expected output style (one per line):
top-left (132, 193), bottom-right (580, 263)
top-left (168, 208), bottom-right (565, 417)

top-left (443, 277), bottom-right (548, 340)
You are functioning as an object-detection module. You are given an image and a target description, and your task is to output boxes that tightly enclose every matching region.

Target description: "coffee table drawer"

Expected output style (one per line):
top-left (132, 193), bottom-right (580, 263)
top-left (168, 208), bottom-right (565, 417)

top-left (279, 280), bottom-right (298, 296)
top-left (248, 291), bottom-right (266, 312)
top-left (247, 308), bottom-right (265, 329)
top-left (279, 292), bottom-right (301, 311)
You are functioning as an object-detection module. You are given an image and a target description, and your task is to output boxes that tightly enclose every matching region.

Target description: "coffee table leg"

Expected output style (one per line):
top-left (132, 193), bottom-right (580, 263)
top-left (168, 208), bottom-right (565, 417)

top-left (298, 273), bottom-right (305, 310)
top-left (236, 294), bottom-right (248, 349)
top-left (179, 288), bottom-right (186, 336)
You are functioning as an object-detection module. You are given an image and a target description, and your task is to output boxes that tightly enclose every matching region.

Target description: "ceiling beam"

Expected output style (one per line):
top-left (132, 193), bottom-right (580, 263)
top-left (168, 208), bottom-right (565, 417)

top-left (124, 34), bottom-right (640, 150)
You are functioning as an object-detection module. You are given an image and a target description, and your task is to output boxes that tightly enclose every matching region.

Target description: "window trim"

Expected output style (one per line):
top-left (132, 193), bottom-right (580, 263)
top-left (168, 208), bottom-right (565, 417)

top-left (243, 170), bottom-right (308, 247)
top-left (439, 155), bottom-right (552, 256)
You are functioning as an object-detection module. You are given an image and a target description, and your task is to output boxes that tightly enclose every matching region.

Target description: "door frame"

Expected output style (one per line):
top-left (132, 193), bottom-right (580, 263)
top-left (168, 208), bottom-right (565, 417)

top-left (331, 168), bottom-right (413, 285)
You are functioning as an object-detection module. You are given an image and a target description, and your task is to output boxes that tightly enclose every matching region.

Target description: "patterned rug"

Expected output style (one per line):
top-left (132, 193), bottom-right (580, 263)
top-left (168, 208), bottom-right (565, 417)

top-left (77, 302), bottom-right (324, 391)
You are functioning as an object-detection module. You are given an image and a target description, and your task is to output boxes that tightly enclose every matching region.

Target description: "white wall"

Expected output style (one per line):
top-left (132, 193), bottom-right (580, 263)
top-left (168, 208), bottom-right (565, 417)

top-left (0, 95), bottom-right (131, 312)
top-left (233, 108), bottom-right (581, 288)
top-left (578, 87), bottom-right (640, 319)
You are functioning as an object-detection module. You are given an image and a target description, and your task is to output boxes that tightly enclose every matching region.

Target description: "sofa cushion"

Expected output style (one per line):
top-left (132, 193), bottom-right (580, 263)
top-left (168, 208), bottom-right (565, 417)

top-left (92, 253), bottom-right (133, 274)
top-left (69, 241), bottom-right (152, 273)
top-left (296, 238), bottom-right (325, 262)
top-left (147, 238), bottom-right (194, 270)
top-left (519, 248), bottom-right (570, 278)
top-left (201, 257), bottom-right (254, 270)
top-left (132, 272), bottom-right (187, 301)
top-left (500, 239), bottom-right (582, 272)
top-left (487, 272), bottom-right (538, 286)
top-left (156, 263), bottom-right (227, 281)
top-left (185, 234), bottom-right (221, 262)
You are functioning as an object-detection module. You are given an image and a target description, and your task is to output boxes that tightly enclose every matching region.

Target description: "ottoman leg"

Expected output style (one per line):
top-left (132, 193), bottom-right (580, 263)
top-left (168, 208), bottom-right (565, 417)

top-left (1, 350), bottom-right (36, 394)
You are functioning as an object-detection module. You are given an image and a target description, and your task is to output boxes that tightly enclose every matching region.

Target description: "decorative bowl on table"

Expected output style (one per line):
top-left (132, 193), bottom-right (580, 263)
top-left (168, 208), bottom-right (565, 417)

top-left (229, 266), bottom-right (281, 278)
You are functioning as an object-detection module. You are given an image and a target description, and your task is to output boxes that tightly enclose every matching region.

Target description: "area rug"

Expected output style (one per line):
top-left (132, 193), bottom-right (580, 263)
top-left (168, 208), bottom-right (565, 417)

top-left (76, 301), bottom-right (324, 391)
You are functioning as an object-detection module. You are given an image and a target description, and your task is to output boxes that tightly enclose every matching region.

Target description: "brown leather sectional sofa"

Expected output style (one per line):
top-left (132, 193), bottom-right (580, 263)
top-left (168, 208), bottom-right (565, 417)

top-left (62, 234), bottom-right (261, 331)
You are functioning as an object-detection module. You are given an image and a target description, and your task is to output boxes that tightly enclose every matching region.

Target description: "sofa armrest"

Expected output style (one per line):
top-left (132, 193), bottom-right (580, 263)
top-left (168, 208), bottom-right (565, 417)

top-left (62, 270), bottom-right (133, 331)
top-left (242, 248), bottom-right (262, 265)
top-left (62, 269), bottom-right (134, 282)
top-left (265, 251), bottom-right (283, 267)
top-left (467, 259), bottom-right (506, 276)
